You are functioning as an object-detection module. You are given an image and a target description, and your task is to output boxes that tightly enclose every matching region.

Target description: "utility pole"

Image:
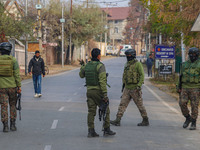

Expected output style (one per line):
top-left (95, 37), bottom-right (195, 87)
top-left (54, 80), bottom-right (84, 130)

top-left (37, 0), bottom-right (44, 61)
top-left (61, 3), bottom-right (65, 68)
top-left (180, 2), bottom-right (185, 62)
top-left (69, 0), bottom-right (72, 64)
top-left (100, 14), bottom-right (103, 51)
top-left (148, 0), bottom-right (151, 54)
top-left (85, 0), bottom-right (88, 63)
top-left (25, 0), bottom-right (28, 75)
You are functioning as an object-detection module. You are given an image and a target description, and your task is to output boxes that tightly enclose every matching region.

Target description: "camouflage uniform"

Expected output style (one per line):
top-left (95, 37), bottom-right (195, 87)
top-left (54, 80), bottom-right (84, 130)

top-left (111, 55), bottom-right (149, 126)
top-left (116, 59), bottom-right (148, 119)
top-left (177, 47), bottom-right (200, 130)
top-left (179, 88), bottom-right (200, 120)
top-left (117, 88), bottom-right (147, 118)
top-left (0, 54), bottom-right (21, 131)
top-left (0, 88), bottom-right (17, 122)
top-left (178, 59), bottom-right (200, 120)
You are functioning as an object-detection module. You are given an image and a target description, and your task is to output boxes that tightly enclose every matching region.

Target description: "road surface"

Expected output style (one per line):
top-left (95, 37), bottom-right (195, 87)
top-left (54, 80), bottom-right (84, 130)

top-left (0, 57), bottom-right (200, 150)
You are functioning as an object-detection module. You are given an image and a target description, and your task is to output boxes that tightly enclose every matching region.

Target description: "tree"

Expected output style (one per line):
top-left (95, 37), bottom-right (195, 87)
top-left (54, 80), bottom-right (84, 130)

top-left (42, 0), bottom-right (106, 63)
top-left (0, 2), bottom-right (34, 41)
top-left (138, 0), bottom-right (200, 48)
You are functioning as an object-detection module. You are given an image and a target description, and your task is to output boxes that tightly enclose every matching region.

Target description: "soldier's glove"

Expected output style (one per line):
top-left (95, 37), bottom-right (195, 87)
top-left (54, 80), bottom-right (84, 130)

top-left (79, 59), bottom-right (85, 66)
top-left (17, 87), bottom-right (21, 94)
top-left (102, 93), bottom-right (109, 102)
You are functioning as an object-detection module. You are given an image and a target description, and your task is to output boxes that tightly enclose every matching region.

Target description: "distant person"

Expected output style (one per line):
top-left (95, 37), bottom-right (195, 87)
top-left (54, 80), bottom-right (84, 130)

top-left (177, 47), bottom-right (200, 130)
top-left (146, 54), bottom-right (154, 77)
top-left (79, 48), bottom-right (116, 137)
top-left (28, 50), bottom-right (45, 98)
top-left (110, 49), bottom-right (149, 126)
top-left (0, 42), bottom-right (21, 132)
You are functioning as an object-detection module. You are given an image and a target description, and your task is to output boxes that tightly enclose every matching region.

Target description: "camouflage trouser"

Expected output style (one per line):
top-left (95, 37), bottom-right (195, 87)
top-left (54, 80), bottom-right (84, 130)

top-left (87, 90), bottom-right (110, 129)
top-left (0, 88), bottom-right (17, 123)
top-left (117, 87), bottom-right (148, 118)
top-left (179, 88), bottom-right (200, 120)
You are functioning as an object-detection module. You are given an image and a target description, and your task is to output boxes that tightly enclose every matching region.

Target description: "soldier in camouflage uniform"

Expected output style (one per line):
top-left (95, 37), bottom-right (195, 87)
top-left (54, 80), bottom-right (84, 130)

top-left (177, 47), bottom-right (200, 130)
top-left (79, 48), bottom-right (116, 137)
top-left (0, 42), bottom-right (21, 132)
top-left (110, 49), bottom-right (149, 126)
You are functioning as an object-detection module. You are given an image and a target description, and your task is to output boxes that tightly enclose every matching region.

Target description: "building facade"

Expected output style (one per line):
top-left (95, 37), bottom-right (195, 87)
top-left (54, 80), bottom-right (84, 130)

top-left (101, 7), bottom-right (131, 45)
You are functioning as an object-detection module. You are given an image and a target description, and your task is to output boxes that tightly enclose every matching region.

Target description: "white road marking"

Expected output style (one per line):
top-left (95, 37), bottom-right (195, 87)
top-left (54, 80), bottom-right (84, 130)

top-left (73, 92), bottom-right (77, 96)
top-left (44, 145), bottom-right (52, 150)
top-left (51, 120), bottom-right (58, 129)
top-left (58, 106), bottom-right (65, 111)
top-left (144, 85), bottom-right (180, 115)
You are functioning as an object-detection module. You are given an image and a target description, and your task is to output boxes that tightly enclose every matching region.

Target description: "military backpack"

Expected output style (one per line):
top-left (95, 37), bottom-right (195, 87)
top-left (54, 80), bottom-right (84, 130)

top-left (0, 55), bottom-right (14, 77)
top-left (123, 60), bottom-right (139, 84)
top-left (85, 61), bottom-right (101, 86)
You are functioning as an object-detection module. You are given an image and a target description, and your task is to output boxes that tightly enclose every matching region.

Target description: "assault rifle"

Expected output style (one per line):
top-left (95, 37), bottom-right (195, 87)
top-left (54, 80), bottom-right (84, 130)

top-left (99, 101), bottom-right (109, 132)
top-left (16, 93), bottom-right (22, 120)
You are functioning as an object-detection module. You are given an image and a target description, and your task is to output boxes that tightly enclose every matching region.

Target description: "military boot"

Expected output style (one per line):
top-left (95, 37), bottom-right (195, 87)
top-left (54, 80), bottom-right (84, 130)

top-left (189, 119), bottom-right (196, 130)
top-left (110, 117), bottom-right (121, 126)
top-left (3, 122), bottom-right (9, 132)
top-left (137, 117), bottom-right (149, 126)
top-left (183, 115), bottom-right (191, 128)
top-left (87, 128), bottom-right (99, 138)
top-left (103, 127), bottom-right (116, 136)
top-left (10, 119), bottom-right (17, 131)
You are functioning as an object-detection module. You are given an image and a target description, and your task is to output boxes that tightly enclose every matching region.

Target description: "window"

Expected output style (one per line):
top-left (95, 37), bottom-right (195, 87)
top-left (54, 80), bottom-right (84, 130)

top-left (115, 20), bottom-right (118, 24)
top-left (114, 27), bottom-right (118, 33)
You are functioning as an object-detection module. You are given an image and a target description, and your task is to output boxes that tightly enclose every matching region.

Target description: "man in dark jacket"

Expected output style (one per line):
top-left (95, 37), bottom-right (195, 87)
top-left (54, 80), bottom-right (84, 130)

top-left (28, 50), bottom-right (45, 98)
top-left (146, 54), bottom-right (154, 77)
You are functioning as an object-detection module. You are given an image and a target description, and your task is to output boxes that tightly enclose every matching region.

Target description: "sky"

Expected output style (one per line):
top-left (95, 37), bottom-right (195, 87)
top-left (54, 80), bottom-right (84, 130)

top-left (98, 0), bottom-right (130, 7)
top-left (72, 0), bottom-right (130, 8)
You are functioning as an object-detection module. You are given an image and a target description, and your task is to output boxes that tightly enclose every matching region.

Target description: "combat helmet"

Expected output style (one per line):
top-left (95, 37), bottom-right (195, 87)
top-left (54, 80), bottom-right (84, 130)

top-left (125, 49), bottom-right (136, 57)
top-left (0, 42), bottom-right (12, 52)
top-left (125, 49), bottom-right (136, 61)
top-left (188, 47), bottom-right (199, 62)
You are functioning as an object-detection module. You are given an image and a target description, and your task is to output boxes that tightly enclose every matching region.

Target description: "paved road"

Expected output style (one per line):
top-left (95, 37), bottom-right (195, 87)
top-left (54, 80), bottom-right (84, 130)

top-left (0, 57), bottom-right (200, 150)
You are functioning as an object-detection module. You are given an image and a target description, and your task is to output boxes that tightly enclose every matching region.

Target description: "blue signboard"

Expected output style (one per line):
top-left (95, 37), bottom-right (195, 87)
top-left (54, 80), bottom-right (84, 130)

top-left (155, 45), bottom-right (175, 59)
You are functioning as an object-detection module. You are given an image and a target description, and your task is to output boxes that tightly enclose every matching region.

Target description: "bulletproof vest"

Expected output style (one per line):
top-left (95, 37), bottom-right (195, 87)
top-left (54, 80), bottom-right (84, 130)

top-left (85, 61), bottom-right (101, 86)
top-left (182, 60), bottom-right (200, 83)
top-left (123, 60), bottom-right (139, 84)
top-left (0, 55), bottom-right (13, 77)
